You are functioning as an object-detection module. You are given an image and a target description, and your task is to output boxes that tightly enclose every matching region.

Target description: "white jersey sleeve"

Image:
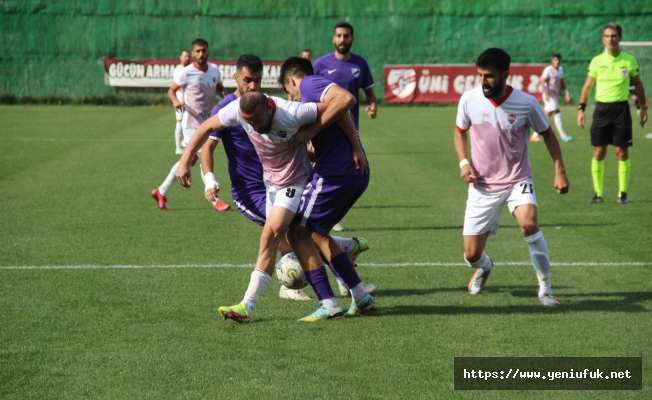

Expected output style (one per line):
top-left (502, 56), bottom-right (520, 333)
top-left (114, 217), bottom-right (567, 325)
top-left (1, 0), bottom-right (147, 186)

top-left (455, 92), bottom-right (471, 131)
top-left (541, 66), bottom-right (552, 80)
top-left (174, 66), bottom-right (187, 88)
top-left (216, 100), bottom-right (241, 127)
top-left (271, 96), bottom-right (318, 127)
top-left (528, 95), bottom-right (551, 134)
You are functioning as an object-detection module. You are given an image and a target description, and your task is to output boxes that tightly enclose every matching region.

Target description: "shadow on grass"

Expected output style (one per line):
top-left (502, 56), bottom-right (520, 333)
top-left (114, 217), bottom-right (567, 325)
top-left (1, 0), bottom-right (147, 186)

top-left (377, 287), bottom-right (652, 315)
top-left (343, 222), bottom-right (610, 233)
top-left (352, 205), bottom-right (431, 210)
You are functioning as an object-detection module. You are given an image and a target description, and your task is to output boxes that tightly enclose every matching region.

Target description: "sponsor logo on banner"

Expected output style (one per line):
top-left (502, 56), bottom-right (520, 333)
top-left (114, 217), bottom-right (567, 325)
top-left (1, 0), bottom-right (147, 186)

top-left (104, 58), bottom-right (283, 88)
top-left (384, 64), bottom-right (546, 103)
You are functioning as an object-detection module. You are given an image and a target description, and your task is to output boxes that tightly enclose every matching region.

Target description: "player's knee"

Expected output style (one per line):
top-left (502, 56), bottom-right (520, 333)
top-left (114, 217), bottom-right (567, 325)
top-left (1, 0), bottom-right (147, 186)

top-left (287, 225), bottom-right (310, 245)
top-left (520, 223), bottom-right (539, 237)
top-left (464, 248), bottom-right (483, 263)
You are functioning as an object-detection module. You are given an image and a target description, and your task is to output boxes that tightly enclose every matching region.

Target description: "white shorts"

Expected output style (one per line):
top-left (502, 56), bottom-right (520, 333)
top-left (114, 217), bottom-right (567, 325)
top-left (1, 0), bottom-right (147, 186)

top-left (175, 109), bottom-right (184, 121)
top-left (180, 113), bottom-right (200, 152)
top-left (543, 96), bottom-right (559, 112)
top-left (175, 91), bottom-right (184, 120)
top-left (265, 183), bottom-right (305, 217)
top-left (463, 179), bottom-right (538, 236)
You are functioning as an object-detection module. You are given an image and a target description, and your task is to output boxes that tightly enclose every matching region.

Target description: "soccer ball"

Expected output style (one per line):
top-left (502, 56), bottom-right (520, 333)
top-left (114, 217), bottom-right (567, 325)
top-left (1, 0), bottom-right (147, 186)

top-left (276, 253), bottom-right (308, 289)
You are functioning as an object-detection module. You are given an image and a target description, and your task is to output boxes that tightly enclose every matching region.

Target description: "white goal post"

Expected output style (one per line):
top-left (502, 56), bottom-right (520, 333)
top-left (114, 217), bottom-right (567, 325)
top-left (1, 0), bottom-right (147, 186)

top-left (620, 42), bottom-right (651, 103)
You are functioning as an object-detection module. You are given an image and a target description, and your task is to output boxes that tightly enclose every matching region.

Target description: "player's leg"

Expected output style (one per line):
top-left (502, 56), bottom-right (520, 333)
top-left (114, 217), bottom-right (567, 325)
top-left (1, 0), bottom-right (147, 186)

top-left (463, 185), bottom-right (504, 294)
top-left (508, 180), bottom-right (559, 306)
top-left (551, 109), bottom-right (573, 142)
top-left (174, 113), bottom-right (184, 154)
top-left (218, 185), bottom-right (303, 323)
top-left (612, 102), bottom-right (633, 204)
top-left (589, 104), bottom-right (611, 203)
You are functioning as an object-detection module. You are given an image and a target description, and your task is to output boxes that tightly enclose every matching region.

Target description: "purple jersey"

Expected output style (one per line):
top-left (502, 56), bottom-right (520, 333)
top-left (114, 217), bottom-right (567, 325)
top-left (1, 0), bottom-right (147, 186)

top-left (209, 94), bottom-right (263, 190)
top-left (313, 52), bottom-right (374, 129)
top-left (299, 75), bottom-right (366, 178)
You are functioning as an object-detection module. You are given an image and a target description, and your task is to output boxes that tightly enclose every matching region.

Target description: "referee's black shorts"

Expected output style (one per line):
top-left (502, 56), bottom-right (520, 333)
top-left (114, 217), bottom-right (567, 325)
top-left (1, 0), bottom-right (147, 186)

top-left (590, 101), bottom-right (633, 147)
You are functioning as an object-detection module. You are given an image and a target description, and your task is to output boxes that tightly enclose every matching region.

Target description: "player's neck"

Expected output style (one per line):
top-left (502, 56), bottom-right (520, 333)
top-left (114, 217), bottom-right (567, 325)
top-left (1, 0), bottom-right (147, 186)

top-left (193, 61), bottom-right (208, 72)
top-left (607, 47), bottom-right (621, 57)
top-left (334, 51), bottom-right (352, 61)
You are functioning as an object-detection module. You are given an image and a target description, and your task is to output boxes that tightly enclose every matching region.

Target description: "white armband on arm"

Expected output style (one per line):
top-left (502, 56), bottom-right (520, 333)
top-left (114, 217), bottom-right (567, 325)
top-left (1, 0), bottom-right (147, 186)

top-left (459, 159), bottom-right (470, 169)
top-left (204, 172), bottom-right (218, 191)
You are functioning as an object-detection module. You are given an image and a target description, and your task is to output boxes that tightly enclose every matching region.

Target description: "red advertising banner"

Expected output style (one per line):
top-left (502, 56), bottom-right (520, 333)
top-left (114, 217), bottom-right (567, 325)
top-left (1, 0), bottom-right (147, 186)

top-left (103, 58), bottom-right (283, 88)
top-left (384, 64), bottom-right (547, 103)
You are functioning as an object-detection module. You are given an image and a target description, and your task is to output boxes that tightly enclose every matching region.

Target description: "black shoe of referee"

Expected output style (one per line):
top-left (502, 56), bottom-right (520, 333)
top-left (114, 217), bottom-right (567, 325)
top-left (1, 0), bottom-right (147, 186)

top-left (618, 192), bottom-right (629, 205)
top-left (590, 193), bottom-right (604, 204)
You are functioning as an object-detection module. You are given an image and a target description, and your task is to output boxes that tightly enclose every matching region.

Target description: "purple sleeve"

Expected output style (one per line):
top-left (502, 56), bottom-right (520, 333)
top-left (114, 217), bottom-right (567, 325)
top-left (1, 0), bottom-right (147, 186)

top-left (300, 76), bottom-right (334, 103)
top-left (360, 59), bottom-right (374, 90)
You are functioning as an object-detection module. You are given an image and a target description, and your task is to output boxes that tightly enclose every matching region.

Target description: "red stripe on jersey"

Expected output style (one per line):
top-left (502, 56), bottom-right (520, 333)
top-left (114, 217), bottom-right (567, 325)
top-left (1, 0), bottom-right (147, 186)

top-left (267, 97), bottom-right (277, 119)
top-left (456, 125), bottom-right (468, 133)
top-left (489, 86), bottom-right (514, 108)
top-left (538, 126), bottom-right (552, 136)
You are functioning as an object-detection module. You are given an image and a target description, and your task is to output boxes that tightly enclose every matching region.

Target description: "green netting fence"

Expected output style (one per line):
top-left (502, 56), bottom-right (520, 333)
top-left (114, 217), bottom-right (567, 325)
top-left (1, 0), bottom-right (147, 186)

top-left (1, 0), bottom-right (651, 103)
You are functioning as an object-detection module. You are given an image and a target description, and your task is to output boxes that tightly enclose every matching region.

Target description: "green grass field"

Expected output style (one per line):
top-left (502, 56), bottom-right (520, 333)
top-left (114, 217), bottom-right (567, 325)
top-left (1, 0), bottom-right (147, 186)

top-left (1, 104), bottom-right (651, 399)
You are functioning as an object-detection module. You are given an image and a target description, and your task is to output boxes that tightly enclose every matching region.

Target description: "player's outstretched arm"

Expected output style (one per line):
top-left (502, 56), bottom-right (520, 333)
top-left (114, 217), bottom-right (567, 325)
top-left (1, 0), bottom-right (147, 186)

top-left (200, 138), bottom-right (221, 202)
top-left (577, 76), bottom-right (595, 129)
top-left (453, 127), bottom-right (476, 184)
top-left (541, 129), bottom-right (569, 194)
top-left (176, 115), bottom-right (225, 188)
top-left (364, 87), bottom-right (378, 119)
top-left (631, 75), bottom-right (648, 127)
top-left (168, 83), bottom-right (184, 112)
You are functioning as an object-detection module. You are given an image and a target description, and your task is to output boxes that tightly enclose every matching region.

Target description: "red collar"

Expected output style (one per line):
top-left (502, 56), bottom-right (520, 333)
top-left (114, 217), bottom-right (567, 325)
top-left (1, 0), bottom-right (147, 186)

top-left (489, 86), bottom-right (513, 107)
top-left (267, 97), bottom-right (277, 119)
top-left (193, 61), bottom-right (208, 72)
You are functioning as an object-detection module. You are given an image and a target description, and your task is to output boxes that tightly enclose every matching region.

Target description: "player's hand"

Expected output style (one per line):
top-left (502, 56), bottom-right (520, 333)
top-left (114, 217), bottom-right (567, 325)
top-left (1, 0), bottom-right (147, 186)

top-left (173, 100), bottom-right (185, 113)
top-left (640, 109), bottom-right (648, 127)
top-left (352, 147), bottom-right (368, 175)
top-left (542, 92), bottom-right (549, 102)
top-left (577, 110), bottom-right (585, 129)
top-left (204, 184), bottom-right (220, 202)
top-left (290, 127), bottom-right (317, 148)
top-left (366, 104), bottom-right (377, 119)
top-left (176, 162), bottom-right (192, 188)
top-left (460, 165), bottom-right (476, 184)
top-left (564, 93), bottom-right (571, 103)
top-left (554, 172), bottom-right (570, 194)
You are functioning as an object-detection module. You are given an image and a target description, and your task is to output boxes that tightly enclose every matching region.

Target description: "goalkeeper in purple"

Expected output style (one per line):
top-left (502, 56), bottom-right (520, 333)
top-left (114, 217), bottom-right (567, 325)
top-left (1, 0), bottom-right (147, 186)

top-left (280, 56), bottom-right (377, 317)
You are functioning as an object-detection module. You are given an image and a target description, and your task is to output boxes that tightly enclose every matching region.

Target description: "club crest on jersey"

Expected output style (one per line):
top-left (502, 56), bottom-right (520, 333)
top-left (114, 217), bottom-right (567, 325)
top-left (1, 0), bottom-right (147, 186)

top-left (621, 69), bottom-right (629, 78)
top-left (277, 131), bottom-right (287, 138)
top-left (507, 114), bottom-right (517, 125)
top-left (351, 67), bottom-right (360, 77)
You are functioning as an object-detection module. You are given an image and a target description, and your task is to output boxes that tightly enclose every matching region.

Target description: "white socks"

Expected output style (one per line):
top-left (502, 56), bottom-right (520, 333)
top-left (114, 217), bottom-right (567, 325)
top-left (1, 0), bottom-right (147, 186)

top-left (175, 122), bottom-right (183, 150)
top-left (242, 269), bottom-right (271, 313)
top-left (332, 236), bottom-right (356, 253)
top-left (524, 231), bottom-right (552, 296)
top-left (553, 113), bottom-right (565, 136)
top-left (321, 297), bottom-right (338, 308)
top-left (158, 161), bottom-right (179, 196)
top-left (465, 251), bottom-right (493, 271)
top-left (349, 283), bottom-right (367, 303)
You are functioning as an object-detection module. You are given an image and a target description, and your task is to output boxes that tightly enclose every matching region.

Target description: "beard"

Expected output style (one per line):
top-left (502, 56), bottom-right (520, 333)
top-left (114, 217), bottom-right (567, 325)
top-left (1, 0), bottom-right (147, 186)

top-left (482, 78), bottom-right (504, 99)
top-left (334, 42), bottom-right (351, 55)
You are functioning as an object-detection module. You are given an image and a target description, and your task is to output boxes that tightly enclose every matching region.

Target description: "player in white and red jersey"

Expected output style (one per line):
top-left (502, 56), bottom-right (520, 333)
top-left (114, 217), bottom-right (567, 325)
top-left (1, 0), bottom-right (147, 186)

top-left (172, 50), bottom-right (191, 154)
top-left (176, 92), bottom-right (374, 322)
top-left (453, 48), bottom-right (570, 307)
top-left (531, 54), bottom-right (573, 142)
top-left (151, 38), bottom-right (229, 212)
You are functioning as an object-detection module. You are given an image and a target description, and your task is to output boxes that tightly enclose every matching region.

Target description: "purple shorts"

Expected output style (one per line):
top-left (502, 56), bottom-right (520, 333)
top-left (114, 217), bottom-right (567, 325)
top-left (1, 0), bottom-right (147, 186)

top-left (294, 173), bottom-right (369, 236)
top-left (232, 184), bottom-right (267, 228)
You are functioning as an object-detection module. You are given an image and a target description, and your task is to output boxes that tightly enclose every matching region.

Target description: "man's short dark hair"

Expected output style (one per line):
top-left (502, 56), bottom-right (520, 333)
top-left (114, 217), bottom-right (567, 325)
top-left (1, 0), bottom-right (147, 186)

top-left (603, 22), bottom-right (622, 38)
top-left (236, 54), bottom-right (263, 73)
top-left (553, 53), bottom-right (562, 61)
top-left (240, 92), bottom-right (268, 114)
top-left (192, 38), bottom-right (209, 48)
top-left (334, 21), bottom-right (354, 36)
top-left (278, 57), bottom-right (314, 87)
top-left (476, 48), bottom-right (511, 73)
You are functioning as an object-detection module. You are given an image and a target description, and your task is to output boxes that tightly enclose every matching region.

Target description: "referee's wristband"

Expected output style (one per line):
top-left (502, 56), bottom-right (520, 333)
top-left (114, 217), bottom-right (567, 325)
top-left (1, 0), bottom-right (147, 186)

top-left (642, 104), bottom-right (648, 111)
top-left (204, 172), bottom-right (218, 191)
top-left (459, 159), bottom-right (470, 169)
top-left (578, 103), bottom-right (586, 111)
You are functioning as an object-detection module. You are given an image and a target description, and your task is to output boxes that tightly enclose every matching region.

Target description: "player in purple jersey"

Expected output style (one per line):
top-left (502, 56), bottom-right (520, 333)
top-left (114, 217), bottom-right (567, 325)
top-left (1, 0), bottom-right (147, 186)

top-left (313, 22), bottom-right (377, 131)
top-left (280, 56), bottom-right (377, 316)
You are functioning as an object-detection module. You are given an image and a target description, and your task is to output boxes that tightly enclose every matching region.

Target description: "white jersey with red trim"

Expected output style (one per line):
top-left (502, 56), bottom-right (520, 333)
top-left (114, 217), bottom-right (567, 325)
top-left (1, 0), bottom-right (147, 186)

top-left (175, 62), bottom-right (221, 128)
top-left (541, 65), bottom-right (564, 98)
top-left (173, 64), bottom-right (185, 102)
top-left (217, 96), bottom-right (317, 189)
top-left (456, 86), bottom-right (551, 192)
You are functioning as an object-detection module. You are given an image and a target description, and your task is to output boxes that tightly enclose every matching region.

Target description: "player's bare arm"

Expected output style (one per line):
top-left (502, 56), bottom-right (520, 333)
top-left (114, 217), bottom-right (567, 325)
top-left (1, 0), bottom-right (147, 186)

top-left (561, 78), bottom-right (571, 103)
top-left (453, 127), bottom-right (476, 184)
top-left (168, 82), bottom-right (184, 112)
top-left (541, 129), bottom-right (570, 194)
top-left (290, 87), bottom-right (356, 147)
top-left (541, 77), bottom-right (550, 101)
top-left (216, 82), bottom-right (228, 98)
top-left (364, 87), bottom-right (378, 119)
top-left (577, 76), bottom-right (595, 128)
top-left (200, 138), bottom-right (221, 202)
top-left (176, 115), bottom-right (226, 187)
top-left (631, 75), bottom-right (648, 127)
top-left (335, 112), bottom-right (368, 174)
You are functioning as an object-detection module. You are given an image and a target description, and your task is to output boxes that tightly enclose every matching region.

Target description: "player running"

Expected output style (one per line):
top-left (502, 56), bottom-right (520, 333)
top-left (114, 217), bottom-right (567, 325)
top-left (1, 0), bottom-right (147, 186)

top-left (177, 92), bottom-right (375, 322)
top-left (151, 38), bottom-right (229, 212)
top-left (200, 54), bottom-right (370, 302)
top-left (279, 56), bottom-right (377, 318)
top-left (454, 48), bottom-right (570, 307)
top-left (530, 54), bottom-right (574, 143)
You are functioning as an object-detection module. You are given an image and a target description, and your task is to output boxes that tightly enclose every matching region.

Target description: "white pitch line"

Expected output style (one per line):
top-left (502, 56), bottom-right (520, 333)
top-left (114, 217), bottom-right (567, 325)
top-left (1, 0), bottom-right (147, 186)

top-left (0, 262), bottom-right (650, 270)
